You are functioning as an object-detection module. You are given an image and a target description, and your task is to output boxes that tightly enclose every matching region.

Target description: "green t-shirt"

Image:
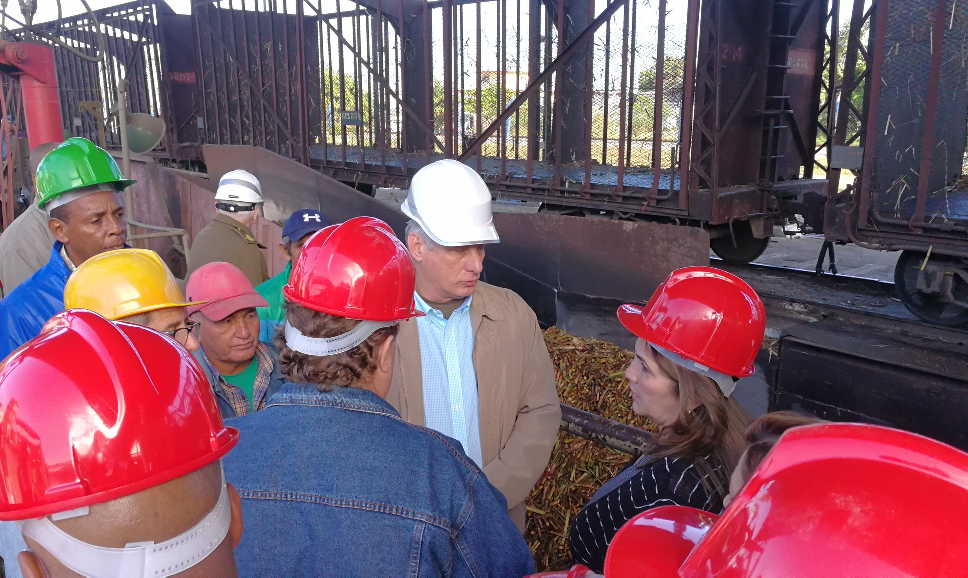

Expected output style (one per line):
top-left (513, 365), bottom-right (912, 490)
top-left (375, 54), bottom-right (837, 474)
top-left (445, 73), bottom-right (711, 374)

top-left (222, 357), bottom-right (260, 409)
top-left (256, 262), bottom-right (291, 323)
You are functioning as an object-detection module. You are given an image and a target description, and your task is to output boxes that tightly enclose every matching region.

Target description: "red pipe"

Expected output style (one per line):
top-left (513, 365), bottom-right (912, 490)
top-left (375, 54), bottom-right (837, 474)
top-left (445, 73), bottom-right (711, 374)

top-left (0, 42), bottom-right (63, 148)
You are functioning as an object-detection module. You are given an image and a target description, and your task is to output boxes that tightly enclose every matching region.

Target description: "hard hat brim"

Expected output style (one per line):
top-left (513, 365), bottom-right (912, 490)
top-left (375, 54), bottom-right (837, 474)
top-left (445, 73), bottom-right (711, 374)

top-left (113, 300), bottom-right (208, 322)
top-left (616, 303), bottom-right (752, 381)
top-left (114, 178), bottom-right (136, 190)
top-left (616, 303), bottom-right (649, 341)
top-left (427, 222), bottom-right (500, 247)
top-left (191, 293), bottom-right (268, 322)
top-left (403, 206), bottom-right (500, 246)
top-left (282, 288), bottom-right (425, 323)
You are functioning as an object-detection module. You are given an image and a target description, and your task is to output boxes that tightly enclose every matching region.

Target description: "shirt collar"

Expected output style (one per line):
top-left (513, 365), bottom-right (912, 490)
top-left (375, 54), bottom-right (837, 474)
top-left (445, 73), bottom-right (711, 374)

top-left (413, 292), bottom-right (472, 319)
top-left (266, 381), bottom-right (400, 417)
top-left (58, 245), bottom-right (77, 272)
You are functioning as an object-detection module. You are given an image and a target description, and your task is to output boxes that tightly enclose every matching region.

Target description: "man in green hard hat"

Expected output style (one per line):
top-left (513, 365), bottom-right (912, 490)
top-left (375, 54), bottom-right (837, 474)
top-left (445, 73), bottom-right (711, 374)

top-left (0, 137), bottom-right (133, 359)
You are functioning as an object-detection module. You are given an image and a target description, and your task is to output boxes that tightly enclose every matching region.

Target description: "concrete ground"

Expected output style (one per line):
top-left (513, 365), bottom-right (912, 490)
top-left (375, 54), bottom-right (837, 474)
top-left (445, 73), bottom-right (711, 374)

top-left (741, 233), bottom-right (899, 283)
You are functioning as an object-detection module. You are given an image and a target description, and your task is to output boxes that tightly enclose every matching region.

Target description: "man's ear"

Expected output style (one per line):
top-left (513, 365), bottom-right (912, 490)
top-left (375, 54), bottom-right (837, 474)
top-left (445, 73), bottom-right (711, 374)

top-left (376, 334), bottom-right (396, 375)
top-left (406, 232), bottom-right (424, 262)
top-left (18, 550), bottom-right (46, 578)
top-left (48, 217), bottom-right (69, 244)
top-left (227, 483), bottom-right (243, 549)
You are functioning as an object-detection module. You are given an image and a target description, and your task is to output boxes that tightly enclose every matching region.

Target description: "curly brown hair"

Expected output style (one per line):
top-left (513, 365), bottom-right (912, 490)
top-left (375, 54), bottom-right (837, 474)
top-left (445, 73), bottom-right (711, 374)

top-left (648, 349), bottom-right (750, 472)
top-left (276, 303), bottom-right (398, 391)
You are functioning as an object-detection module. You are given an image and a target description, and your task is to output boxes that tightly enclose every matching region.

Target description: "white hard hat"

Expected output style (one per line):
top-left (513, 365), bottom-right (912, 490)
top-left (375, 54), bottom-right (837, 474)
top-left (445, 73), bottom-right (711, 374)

top-left (401, 159), bottom-right (500, 246)
top-left (215, 169), bottom-right (263, 204)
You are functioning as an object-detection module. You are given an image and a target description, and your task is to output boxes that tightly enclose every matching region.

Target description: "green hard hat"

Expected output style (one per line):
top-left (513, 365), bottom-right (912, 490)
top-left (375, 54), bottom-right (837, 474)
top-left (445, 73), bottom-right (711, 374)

top-left (35, 137), bottom-right (135, 208)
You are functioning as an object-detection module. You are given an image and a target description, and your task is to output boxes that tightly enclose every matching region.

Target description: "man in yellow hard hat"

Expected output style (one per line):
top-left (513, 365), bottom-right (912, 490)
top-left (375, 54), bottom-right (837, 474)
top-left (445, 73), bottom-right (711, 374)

top-left (63, 248), bottom-right (204, 351)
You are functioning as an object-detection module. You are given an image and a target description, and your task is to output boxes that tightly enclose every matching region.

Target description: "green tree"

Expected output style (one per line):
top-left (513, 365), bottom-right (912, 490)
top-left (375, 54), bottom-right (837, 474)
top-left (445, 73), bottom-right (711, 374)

top-left (321, 69), bottom-right (371, 144)
top-left (638, 55), bottom-right (685, 99)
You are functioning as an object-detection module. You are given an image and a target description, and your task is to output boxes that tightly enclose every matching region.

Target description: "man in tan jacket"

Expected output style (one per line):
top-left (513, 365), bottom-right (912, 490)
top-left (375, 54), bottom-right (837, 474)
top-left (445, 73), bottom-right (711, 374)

top-left (388, 159), bottom-right (561, 532)
top-left (0, 143), bottom-right (57, 295)
top-left (187, 169), bottom-right (268, 286)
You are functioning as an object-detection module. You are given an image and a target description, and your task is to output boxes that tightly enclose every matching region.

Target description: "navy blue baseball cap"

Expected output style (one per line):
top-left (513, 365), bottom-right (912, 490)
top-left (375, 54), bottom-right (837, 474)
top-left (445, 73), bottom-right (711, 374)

top-left (282, 209), bottom-right (330, 243)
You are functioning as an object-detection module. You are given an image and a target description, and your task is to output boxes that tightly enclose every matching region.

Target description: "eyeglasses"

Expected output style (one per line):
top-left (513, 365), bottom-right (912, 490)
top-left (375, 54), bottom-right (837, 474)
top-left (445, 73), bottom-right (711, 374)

top-left (163, 320), bottom-right (200, 345)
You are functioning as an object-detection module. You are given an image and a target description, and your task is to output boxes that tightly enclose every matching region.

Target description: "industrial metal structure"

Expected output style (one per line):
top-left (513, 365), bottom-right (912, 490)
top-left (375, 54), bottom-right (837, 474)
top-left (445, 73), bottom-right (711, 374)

top-left (0, 0), bottom-right (966, 327)
top-left (0, 0), bottom-right (964, 460)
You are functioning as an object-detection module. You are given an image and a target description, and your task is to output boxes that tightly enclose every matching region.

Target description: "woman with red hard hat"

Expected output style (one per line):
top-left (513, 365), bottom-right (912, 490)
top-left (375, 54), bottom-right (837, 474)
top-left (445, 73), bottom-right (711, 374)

top-left (221, 216), bottom-right (534, 576)
top-left (569, 266), bottom-right (765, 572)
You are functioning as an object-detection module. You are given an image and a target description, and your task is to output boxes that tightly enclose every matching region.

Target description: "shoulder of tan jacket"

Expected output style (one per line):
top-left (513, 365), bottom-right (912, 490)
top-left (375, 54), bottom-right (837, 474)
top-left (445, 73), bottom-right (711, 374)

top-left (477, 281), bottom-right (537, 320)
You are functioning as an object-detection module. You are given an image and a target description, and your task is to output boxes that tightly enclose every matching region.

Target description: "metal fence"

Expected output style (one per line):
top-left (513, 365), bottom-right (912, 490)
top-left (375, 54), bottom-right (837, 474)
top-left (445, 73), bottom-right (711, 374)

top-left (187, 0), bottom-right (702, 213)
top-left (12, 1), bottom-right (169, 154)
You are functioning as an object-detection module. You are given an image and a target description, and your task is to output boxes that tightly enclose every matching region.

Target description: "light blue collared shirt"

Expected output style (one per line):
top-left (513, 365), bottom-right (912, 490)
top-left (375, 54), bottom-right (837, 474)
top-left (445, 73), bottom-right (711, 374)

top-left (414, 292), bottom-right (483, 467)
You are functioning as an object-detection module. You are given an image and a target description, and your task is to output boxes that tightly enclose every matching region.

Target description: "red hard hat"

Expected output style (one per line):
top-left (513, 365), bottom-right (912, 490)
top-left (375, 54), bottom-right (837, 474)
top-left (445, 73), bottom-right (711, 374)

top-left (283, 216), bottom-right (422, 321)
top-left (604, 505), bottom-right (717, 577)
top-left (681, 423), bottom-right (968, 577)
top-left (617, 266), bottom-right (765, 378)
top-left (0, 310), bottom-right (238, 521)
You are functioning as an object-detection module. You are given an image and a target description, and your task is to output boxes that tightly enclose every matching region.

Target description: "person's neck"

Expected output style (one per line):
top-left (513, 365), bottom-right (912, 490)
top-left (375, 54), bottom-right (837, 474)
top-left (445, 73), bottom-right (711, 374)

top-left (229, 213), bottom-right (253, 228)
top-left (62, 245), bottom-right (84, 269)
top-left (209, 354), bottom-right (254, 377)
top-left (416, 289), bottom-right (464, 319)
top-left (352, 370), bottom-right (389, 399)
top-left (414, 280), bottom-right (466, 318)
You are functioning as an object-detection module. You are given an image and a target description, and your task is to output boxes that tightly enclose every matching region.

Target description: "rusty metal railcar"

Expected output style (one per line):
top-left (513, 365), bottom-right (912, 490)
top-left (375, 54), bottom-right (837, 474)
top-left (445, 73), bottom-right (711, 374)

top-left (824, 0), bottom-right (968, 325)
top-left (177, 0), bottom-right (836, 264)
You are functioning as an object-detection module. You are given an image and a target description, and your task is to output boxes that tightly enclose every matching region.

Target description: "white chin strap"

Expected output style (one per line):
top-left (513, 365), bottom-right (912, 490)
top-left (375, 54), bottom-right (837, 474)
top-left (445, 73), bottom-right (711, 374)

top-left (284, 319), bottom-right (396, 356)
top-left (20, 470), bottom-right (231, 578)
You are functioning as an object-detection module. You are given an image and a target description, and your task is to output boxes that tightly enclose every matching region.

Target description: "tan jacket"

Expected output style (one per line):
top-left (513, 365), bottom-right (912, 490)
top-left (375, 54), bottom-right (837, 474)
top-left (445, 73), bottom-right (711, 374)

top-left (0, 202), bottom-right (55, 295)
top-left (187, 213), bottom-right (268, 286)
top-left (388, 281), bottom-right (561, 527)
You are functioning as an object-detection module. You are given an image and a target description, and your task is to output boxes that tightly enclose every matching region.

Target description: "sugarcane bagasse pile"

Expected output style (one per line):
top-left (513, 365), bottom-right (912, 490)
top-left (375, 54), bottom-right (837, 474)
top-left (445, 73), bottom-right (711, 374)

top-left (525, 327), bottom-right (656, 571)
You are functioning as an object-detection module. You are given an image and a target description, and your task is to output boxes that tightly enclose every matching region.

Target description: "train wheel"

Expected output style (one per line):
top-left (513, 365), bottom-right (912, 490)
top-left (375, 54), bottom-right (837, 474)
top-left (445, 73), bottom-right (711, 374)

top-left (894, 250), bottom-right (968, 327)
top-left (710, 221), bottom-right (770, 264)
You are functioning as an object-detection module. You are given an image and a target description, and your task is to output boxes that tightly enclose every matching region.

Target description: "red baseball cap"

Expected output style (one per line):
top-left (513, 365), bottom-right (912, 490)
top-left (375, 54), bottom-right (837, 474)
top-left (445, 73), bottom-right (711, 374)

top-left (186, 262), bottom-right (268, 321)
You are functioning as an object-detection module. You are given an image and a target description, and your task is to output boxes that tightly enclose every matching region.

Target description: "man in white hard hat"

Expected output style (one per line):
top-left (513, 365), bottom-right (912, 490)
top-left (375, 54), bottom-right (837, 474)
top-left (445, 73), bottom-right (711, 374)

top-left (186, 169), bottom-right (268, 286)
top-left (390, 158), bottom-right (562, 532)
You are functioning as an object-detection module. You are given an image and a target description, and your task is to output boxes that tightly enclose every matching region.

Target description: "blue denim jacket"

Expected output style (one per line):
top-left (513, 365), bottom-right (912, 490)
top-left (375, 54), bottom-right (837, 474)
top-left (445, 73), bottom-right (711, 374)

top-left (224, 382), bottom-right (535, 577)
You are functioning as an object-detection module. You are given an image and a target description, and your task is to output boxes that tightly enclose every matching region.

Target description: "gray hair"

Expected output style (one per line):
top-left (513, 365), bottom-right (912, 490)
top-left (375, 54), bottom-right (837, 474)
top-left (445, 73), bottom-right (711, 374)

top-left (118, 311), bottom-right (152, 327)
top-left (404, 220), bottom-right (439, 250)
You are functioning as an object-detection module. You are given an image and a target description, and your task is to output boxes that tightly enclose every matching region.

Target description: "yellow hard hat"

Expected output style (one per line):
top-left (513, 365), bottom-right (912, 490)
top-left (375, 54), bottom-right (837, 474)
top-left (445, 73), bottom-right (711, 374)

top-left (64, 249), bottom-right (205, 320)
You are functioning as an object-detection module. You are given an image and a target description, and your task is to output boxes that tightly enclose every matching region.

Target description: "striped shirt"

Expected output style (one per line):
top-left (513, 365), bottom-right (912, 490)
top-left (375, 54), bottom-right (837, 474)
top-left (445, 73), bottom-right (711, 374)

top-left (569, 454), bottom-right (727, 572)
top-left (413, 293), bottom-right (484, 467)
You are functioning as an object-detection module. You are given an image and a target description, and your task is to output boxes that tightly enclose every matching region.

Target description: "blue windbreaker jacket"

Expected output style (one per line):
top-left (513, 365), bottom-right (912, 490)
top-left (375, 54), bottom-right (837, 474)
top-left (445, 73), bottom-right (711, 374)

top-left (0, 243), bottom-right (70, 359)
